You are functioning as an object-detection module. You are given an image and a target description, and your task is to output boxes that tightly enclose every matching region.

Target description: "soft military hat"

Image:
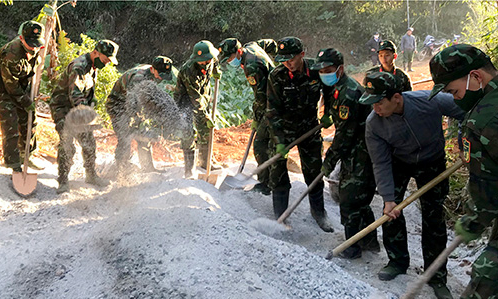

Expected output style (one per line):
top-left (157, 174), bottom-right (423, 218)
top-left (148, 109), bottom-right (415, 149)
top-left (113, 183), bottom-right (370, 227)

top-left (275, 36), bottom-right (304, 62)
top-left (218, 38), bottom-right (241, 63)
top-left (21, 20), bottom-right (45, 48)
top-left (359, 72), bottom-right (402, 105)
top-left (378, 40), bottom-right (397, 53)
top-left (152, 56), bottom-right (173, 81)
top-left (310, 48), bottom-right (343, 70)
top-left (191, 40), bottom-right (219, 63)
top-left (256, 39), bottom-right (277, 57)
top-left (428, 44), bottom-right (491, 100)
top-left (95, 40), bottom-right (119, 65)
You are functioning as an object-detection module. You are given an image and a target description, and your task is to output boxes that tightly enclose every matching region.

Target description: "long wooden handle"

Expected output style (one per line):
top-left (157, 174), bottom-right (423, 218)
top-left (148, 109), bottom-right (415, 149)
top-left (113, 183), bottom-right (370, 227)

top-left (402, 236), bottom-right (463, 299)
top-left (331, 159), bottom-right (463, 257)
top-left (237, 129), bottom-right (256, 174)
top-left (205, 78), bottom-right (220, 176)
top-left (277, 172), bottom-right (325, 224)
top-left (250, 123), bottom-right (324, 177)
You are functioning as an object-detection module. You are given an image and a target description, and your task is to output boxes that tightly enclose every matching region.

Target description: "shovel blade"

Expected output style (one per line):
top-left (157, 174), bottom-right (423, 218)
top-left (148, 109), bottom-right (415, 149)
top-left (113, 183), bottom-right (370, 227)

top-left (12, 172), bottom-right (37, 196)
top-left (218, 173), bottom-right (260, 191)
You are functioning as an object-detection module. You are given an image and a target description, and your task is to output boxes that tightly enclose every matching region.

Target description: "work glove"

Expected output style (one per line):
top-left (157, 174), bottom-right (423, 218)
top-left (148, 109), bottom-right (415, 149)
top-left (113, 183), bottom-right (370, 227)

top-left (454, 216), bottom-right (481, 243)
top-left (251, 120), bottom-right (259, 130)
top-left (206, 118), bottom-right (215, 129)
top-left (212, 72), bottom-right (222, 80)
top-left (320, 114), bottom-right (333, 128)
top-left (25, 101), bottom-right (36, 112)
top-left (275, 144), bottom-right (289, 159)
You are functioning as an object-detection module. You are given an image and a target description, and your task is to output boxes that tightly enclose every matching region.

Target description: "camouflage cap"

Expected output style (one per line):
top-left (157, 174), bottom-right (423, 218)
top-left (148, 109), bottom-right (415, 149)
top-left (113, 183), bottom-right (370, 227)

top-left (190, 40), bottom-right (219, 62)
top-left (378, 40), bottom-right (397, 53)
top-left (359, 72), bottom-right (402, 105)
top-left (218, 38), bottom-right (241, 63)
top-left (275, 36), bottom-right (304, 62)
top-left (310, 48), bottom-right (343, 70)
top-left (428, 44), bottom-right (490, 100)
top-left (21, 20), bottom-right (45, 48)
top-left (152, 56), bottom-right (173, 81)
top-left (256, 39), bottom-right (277, 57)
top-left (95, 40), bottom-right (119, 65)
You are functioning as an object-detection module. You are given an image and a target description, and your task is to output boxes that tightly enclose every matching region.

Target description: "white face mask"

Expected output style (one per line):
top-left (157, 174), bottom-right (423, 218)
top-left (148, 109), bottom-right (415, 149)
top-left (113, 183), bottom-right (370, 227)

top-left (374, 35), bottom-right (380, 39)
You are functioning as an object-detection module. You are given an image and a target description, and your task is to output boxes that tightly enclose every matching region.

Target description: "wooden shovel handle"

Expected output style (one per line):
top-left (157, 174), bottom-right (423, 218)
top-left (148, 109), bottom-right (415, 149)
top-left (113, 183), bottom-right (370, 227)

top-left (205, 78), bottom-right (220, 176)
top-left (331, 159), bottom-right (463, 257)
top-left (237, 129), bottom-right (256, 174)
top-left (251, 123), bottom-right (324, 177)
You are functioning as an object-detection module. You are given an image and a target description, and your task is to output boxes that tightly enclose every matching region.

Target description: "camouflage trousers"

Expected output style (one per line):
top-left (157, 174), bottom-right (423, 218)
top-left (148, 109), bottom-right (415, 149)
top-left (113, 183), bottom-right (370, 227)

top-left (383, 156), bottom-right (448, 284)
top-left (180, 109), bottom-right (210, 151)
top-left (269, 129), bottom-right (324, 194)
top-left (55, 120), bottom-right (96, 183)
top-left (403, 49), bottom-right (415, 64)
top-left (338, 155), bottom-right (377, 251)
top-left (253, 119), bottom-right (271, 187)
top-left (0, 95), bottom-right (36, 169)
top-left (108, 109), bottom-right (153, 171)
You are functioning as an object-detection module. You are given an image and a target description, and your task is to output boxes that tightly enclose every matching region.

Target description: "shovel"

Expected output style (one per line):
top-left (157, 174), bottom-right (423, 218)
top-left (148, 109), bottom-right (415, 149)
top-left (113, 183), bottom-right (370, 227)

top-left (237, 128), bottom-right (256, 174)
top-left (219, 123), bottom-right (324, 190)
top-left (198, 78), bottom-right (220, 185)
top-left (326, 159), bottom-right (463, 258)
top-left (12, 110), bottom-right (38, 196)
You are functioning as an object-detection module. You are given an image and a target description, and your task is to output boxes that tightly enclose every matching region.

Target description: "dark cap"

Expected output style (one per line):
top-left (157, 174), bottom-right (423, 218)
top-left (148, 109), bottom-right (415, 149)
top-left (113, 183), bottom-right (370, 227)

top-left (310, 48), bottom-right (343, 70)
top-left (256, 39), bottom-right (277, 57)
top-left (218, 38), bottom-right (242, 63)
top-left (152, 56), bottom-right (173, 81)
top-left (95, 40), bottom-right (119, 65)
top-left (190, 40), bottom-right (219, 62)
top-left (428, 44), bottom-right (491, 100)
top-left (378, 40), bottom-right (397, 53)
top-left (21, 21), bottom-right (45, 48)
top-left (359, 72), bottom-right (402, 105)
top-left (275, 36), bottom-right (304, 62)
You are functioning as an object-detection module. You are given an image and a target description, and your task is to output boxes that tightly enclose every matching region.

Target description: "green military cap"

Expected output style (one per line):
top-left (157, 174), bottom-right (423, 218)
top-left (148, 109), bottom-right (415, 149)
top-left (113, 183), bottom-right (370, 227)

top-left (21, 20), bottom-right (45, 48)
top-left (95, 39), bottom-right (119, 65)
top-left (428, 44), bottom-right (490, 100)
top-left (275, 36), bottom-right (303, 63)
top-left (310, 48), bottom-right (343, 70)
top-left (218, 38), bottom-right (241, 63)
top-left (152, 56), bottom-right (173, 81)
top-left (378, 40), bottom-right (397, 53)
top-left (256, 39), bottom-right (277, 57)
top-left (190, 40), bottom-right (219, 63)
top-left (359, 72), bottom-right (402, 105)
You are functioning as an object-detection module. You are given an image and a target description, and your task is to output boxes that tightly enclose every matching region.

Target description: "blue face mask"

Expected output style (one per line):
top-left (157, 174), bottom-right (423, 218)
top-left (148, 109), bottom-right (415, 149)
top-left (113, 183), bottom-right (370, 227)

top-left (228, 55), bottom-right (241, 68)
top-left (319, 69), bottom-right (340, 86)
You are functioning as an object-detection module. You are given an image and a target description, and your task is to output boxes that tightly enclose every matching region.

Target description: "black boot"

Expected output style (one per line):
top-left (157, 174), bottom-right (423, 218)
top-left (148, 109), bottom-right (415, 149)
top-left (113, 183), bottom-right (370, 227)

top-left (403, 62), bottom-right (407, 71)
top-left (198, 144), bottom-right (222, 171)
top-left (57, 174), bottom-right (70, 194)
top-left (85, 168), bottom-right (109, 187)
top-left (272, 190), bottom-right (289, 219)
top-left (408, 62), bottom-right (414, 72)
top-left (183, 149), bottom-right (197, 179)
top-left (309, 190), bottom-right (334, 232)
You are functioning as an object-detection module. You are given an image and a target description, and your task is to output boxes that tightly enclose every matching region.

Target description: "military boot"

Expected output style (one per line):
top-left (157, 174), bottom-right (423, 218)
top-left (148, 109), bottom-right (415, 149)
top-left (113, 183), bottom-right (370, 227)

top-left (183, 149), bottom-right (197, 179)
top-left (339, 226), bottom-right (362, 259)
top-left (138, 144), bottom-right (160, 173)
top-left (429, 282), bottom-right (453, 299)
top-left (408, 62), bottom-right (414, 72)
top-left (309, 190), bottom-right (334, 233)
top-left (85, 168), bottom-right (109, 187)
top-left (57, 172), bottom-right (70, 194)
top-left (403, 62), bottom-right (407, 71)
top-left (272, 189), bottom-right (289, 219)
top-left (251, 183), bottom-right (271, 195)
top-left (198, 144), bottom-right (222, 171)
top-left (378, 263), bottom-right (407, 281)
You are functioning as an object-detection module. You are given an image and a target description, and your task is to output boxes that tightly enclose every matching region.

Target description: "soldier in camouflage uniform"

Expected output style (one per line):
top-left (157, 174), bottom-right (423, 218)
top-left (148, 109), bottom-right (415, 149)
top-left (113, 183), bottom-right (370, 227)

top-left (360, 72), bottom-right (465, 299)
top-left (266, 36), bottom-right (333, 232)
top-left (106, 56), bottom-right (175, 176)
top-left (0, 21), bottom-right (45, 172)
top-left (366, 40), bottom-right (412, 92)
top-left (256, 39), bottom-right (277, 60)
top-left (311, 48), bottom-right (379, 259)
top-left (174, 40), bottom-right (222, 178)
top-left (50, 40), bottom-right (119, 194)
top-left (429, 44), bottom-right (498, 299)
top-left (218, 38), bottom-right (275, 195)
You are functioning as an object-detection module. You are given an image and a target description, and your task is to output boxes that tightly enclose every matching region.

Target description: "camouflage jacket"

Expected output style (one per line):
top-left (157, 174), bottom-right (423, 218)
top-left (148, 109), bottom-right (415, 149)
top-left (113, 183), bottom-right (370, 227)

top-left (107, 64), bottom-right (154, 115)
top-left (267, 59), bottom-right (321, 145)
top-left (460, 75), bottom-right (498, 234)
top-left (323, 75), bottom-right (372, 169)
top-left (174, 58), bottom-right (221, 118)
top-left (0, 36), bottom-right (40, 107)
top-left (50, 53), bottom-right (96, 123)
top-left (241, 42), bottom-right (275, 122)
top-left (366, 66), bottom-right (412, 92)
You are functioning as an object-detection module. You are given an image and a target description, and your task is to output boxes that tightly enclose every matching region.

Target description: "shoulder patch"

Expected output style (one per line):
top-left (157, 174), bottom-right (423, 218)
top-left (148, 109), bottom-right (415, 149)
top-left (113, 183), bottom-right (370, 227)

top-left (463, 137), bottom-right (471, 163)
top-left (339, 105), bottom-right (349, 120)
top-left (247, 76), bottom-right (257, 86)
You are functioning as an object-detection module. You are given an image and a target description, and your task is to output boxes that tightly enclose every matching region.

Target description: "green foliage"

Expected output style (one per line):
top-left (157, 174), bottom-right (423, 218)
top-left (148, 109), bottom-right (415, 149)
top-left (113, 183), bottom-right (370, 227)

top-left (0, 0), bottom-right (13, 5)
top-left (463, 0), bottom-right (498, 64)
top-left (216, 66), bottom-right (253, 127)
